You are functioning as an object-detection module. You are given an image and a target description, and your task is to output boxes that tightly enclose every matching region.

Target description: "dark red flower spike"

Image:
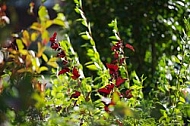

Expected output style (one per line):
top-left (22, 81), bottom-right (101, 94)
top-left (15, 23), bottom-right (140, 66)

top-left (125, 43), bottom-right (135, 52)
top-left (71, 67), bottom-right (80, 80)
top-left (106, 63), bottom-right (119, 75)
top-left (115, 77), bottom-right (126, 87)
top-left (71, 91), bottom-right (81, 98)
top-left (58, 67), bottom-right (70, 75)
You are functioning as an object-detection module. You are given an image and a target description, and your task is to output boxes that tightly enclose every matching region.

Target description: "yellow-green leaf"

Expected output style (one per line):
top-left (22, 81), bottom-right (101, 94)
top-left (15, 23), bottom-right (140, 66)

top-left (19, 49), bottom-right (28, 55)
top-left (112, 91), bottom-right (120, 103)
top-left (45, 20), bottom-right (53, 28)
top-left (86, 64), bottom-right (98, 71)
top-left (53, 19), bottom-right (64, 26)
top-left (38, 6), bottom-right (49, 22)
top-left (37, 42), bottom-right (45, 57)
top-left (31, 32), bottom-right (38, 41)
top-left (23, 30), bottom-right (30, 40)
top-left (16, 39), bottom-right (24, 50)
top-left (47, 61), bottom-right (58, 68)
top-left (42, 53), bottom-right (48, 62)
top-left (30, 22), bottom-right (41, 31)
top-left (179, 96), bottom-right (186, 103)
top-left (41, 30), bottom-right (49, 43)
top-left (39, 66), bottom-right (48, 73)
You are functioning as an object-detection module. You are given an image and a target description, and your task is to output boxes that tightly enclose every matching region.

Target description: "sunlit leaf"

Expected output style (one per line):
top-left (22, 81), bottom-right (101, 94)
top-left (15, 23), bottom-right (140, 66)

top-left (112, 91), bottom-right (120, 103)
top-left (16, 39), bottom-right (24, 50)
top-left (30, 22), bottom-right (41, 31)
top-left (47, 57), bottom-right (58, 68)
top-left (19, 49), bottom-right (28, 55)
top-left (179, 96), bottom-right (185, 103)
top-left (41, 30), bottom-right (49, 44)
top-left (45, 20), bottom-right (53, 28)
top-left (38, 6), bottom-right (49, 22)
top-left (86, 64), bottom-right (98, 71)
top-left (39, 66), bottom-right (48, 73)
top-left (23, 30), bottom-right (30, 40)
top-left (53, 19), bottom-right (64, 26)
top-left (42, 53), bottom-right (48, 62)
top-left (171, 55), bottom-right (181, 64)
top-left (37, 42), bottom-right (45, 57)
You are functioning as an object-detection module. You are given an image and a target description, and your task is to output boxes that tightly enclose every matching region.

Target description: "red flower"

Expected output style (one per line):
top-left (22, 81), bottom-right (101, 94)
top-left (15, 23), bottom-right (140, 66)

top-left (125, 43), bottom-right (135, 52)
top-left (116, 77), bottom-right (126, 87)
top-left (62, 59), bottom-right (69, 65)
top-left (111, 41), bottom-right (123, 51)
top-left (124, 89), bottom-right (133, 99)
top-left (106, 63), bottom-right (119, 75)
top-left (114, 51), bottom-right (119, 59)
top-left (58, 67), bottom-right (70, 75)
top-left (71, 91), bottom-right (81, 98)
top-left (106, 84), bottom-right (115, 91)
top-left (71, 67), bottom-right (80, 80)
top-left (98, 84), bottom-right (114, 96)
top-left (57, 50), bottom-right (66, 58)
top-left (119, 58), bottom-right (125, 65)
top-left (50, 32), bottom-right (57, 43)
top-left (51, 42), bottom-right (59, 50)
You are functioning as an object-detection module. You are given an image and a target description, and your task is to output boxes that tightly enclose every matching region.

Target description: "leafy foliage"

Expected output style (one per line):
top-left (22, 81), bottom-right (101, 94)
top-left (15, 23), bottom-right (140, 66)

top-left (0, 0), bottom-right (190, 125)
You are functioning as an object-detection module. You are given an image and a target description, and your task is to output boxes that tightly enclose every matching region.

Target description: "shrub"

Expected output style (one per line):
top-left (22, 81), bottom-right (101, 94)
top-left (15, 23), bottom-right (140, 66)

top-left (0, 0), bottom-right (189, 125)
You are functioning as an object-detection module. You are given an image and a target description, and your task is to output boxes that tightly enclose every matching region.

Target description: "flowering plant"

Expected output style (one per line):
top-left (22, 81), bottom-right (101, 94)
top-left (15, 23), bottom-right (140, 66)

top-left (0, 0), bottom-right (189, 125)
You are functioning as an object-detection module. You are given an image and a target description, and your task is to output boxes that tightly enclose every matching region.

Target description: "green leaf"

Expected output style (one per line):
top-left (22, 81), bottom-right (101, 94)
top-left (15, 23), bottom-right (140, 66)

top-left (171, 55), bottom-right (181, 64)
top-left (87, 49), bottom-right (94, 57)
top-left (19, 49), bottom-right (28, 55)
top-left (86, 64), bottom-right (98, 71)
top-left (112, 91), bottom-right (120, 103)
top-left (39, 66), bottom-right (48, 73)
top-left (38, 6), bottom-right (49, 22)
top-left (109, 36), bottom-right (118, 40)
top-left (31, 32), bottom-right (38, 41)
top-left (16, 39), bottom-right (24, 50)
top-left (179, 96), bottom-right (185, 103)
top-left (30, 22), bottom-right (41, 31)
top-left (53, 19), bottom-right (64, 26)
top-left (45, 20), bottom-right (53, 28)
top-left (81, 35), bottom-right (90, 40)
top-left (42, 53), bottom-right (48, 62)
top-left (74, 0), bottom-right (79, 4)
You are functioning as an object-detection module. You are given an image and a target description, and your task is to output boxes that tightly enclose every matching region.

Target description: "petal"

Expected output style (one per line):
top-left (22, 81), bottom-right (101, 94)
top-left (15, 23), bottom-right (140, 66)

top-left (58, 68), bottom-right (70, 75)
top-left (106, 84), bottom-right (114, 90)
top-left (106, 63), bottom-right (119, 73)
top-left (125, 90), bottom-right (133, 99)
top-left (98, 88), bottom-right (111, 96)
top-left (57, 50), bottom-right (66, 58)
top-left (71, 91), bottom-right (81, 98)
top-left (125, 43), bottom-right (135, 52)
top-left (116, 77), bottom-right (126, 87)
top-left (72, 67), bottom-right (80, 79)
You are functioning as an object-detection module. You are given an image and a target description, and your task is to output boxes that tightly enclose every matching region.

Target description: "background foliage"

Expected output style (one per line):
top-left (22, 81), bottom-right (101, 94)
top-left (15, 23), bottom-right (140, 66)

top-left (0, 0), bottom-right (190, 125)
